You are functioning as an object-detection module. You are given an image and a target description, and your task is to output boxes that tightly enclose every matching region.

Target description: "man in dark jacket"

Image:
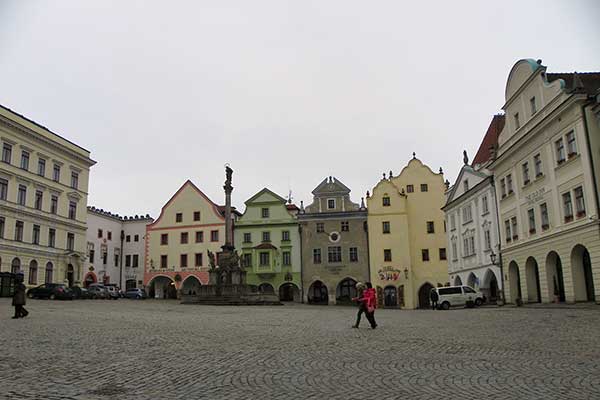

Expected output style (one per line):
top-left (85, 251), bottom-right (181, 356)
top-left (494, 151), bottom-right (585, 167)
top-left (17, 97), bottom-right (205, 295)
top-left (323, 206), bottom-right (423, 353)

top-left (12, 275), bottom-right (28, 319)
top-left (430, 288), bottom-right (439, 310)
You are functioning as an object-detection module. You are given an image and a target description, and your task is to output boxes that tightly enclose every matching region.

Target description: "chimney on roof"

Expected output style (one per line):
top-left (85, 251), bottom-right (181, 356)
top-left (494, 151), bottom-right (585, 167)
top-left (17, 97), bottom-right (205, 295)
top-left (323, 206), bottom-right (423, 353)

top-left (573, 71), bottom-right (584, 91)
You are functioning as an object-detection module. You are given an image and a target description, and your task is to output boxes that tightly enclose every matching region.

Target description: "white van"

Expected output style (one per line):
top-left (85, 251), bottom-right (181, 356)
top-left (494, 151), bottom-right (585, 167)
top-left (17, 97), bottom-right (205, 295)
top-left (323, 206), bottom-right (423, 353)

top-left (435, 286), bottom-right (484, 310)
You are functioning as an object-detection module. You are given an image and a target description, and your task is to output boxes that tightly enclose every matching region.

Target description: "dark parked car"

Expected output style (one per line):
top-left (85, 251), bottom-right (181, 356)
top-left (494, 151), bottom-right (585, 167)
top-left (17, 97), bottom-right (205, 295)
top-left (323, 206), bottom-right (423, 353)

top-left (27, 284), bottom-right (74, 300)
top-left (87, 284), bottom-right (108, 299)
top-left (125, 288), bottom-right (147, 299)
top-left (71, 286), bottom-right (91, 299)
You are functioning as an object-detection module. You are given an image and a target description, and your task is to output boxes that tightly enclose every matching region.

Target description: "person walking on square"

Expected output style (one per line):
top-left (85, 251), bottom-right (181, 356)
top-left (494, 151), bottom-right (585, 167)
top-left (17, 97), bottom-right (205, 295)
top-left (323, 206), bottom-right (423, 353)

top-left (363, 282), bottom-right (378, 329)
top-left (12, 274), bottom-right (28, 319)
top-left (430, 288), bottom-right (439, 310)
top-left (351, 282), bottom-right (366, 328)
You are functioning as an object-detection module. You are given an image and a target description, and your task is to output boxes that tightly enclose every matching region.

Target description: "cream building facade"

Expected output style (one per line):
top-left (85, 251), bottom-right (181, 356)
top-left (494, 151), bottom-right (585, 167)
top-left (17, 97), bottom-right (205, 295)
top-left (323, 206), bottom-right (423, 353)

top-left (85, 207), bottom-right (153, 290)
top-left (367, 156), bottom-right (449, 309)
top-left (491, 59), bottom-right (600, 304)
top-left (144, 180), bottom-right (231, 299)
top-left (443, 116), bottom-right (505, 302)
top-left (0, 105), bottom-right (95, 288)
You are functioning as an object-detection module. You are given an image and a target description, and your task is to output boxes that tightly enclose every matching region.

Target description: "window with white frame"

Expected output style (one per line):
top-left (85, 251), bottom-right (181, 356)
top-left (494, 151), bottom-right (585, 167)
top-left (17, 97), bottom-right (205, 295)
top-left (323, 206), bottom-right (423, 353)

top-left (540, 203), bottom-right (549, 230)
top-left (574, 186), bottom-right (585, 217)
top-left (534, 154), bottom-right (543, 177)
top-left (522, 162), bottom-right (530, 185)
top-left (450, 214), bottom-right (456, 230)
top-left (566, 131), bottom-right (577, 156)
top-left (451, 239), bottom-right (458, 261)
top-left (511, 217), bottom-right (518, 240)
top-left (562, 192), bottom-right (573, 222)
top-left (484, 229), bottom-right (491, 250)
top-left (500, 178), bottom-right (506, 198)
top-left (506, 174), bottom-right (513, 194)
top-left (481, 196), bottom-right (489, 214)
top-left (556, 138), bottom-right (566, 163)
top-left (528, 208), bottom-right (536, 234)
top-left (462, 205), bottom-right (472, 223)
top-left (505, 220), bottom-right (511, 243)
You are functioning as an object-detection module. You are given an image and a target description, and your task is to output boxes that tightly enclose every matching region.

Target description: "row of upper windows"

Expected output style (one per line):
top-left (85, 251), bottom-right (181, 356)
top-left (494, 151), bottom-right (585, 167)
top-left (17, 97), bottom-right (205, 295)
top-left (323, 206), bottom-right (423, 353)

top-left (382, 220), bottom-right (440, 234)
top-left (159, 253), bottom-right (205, 268)
top-left (242, 251), bottom-right (293, 267)
top-left (503, 185), bottom-right (586, 244)
top-left (513, 95), bottom-right (540, 131)
top-left (312, 246), bottom-right (359, 264)
top-left (1, 142), bottom-right (80, 189)
top-left (160, 230), bottom-right (219, 245)
top-left (500, 130), bottom-right (579, 199)
top-left (382, 248), bottom-right (446, 263)
top-left (0, 178), bottom-right (78, 219)
top-left (87, 249), bottom-right (140, 268)
top-left (0, 217), bottom-right (74, 249)
top-left (174, 211), bottom-right (202, 223)
top-left (449, 194), bottom-right (491, 231)
top-left (243, 230), bottom-right (291, 243)
top-left (95, 229), bottom-right (140, 243)
top-left (315, 221), bottom-right (356, 233)
top-left (381, 184), bottom-right (429, 206)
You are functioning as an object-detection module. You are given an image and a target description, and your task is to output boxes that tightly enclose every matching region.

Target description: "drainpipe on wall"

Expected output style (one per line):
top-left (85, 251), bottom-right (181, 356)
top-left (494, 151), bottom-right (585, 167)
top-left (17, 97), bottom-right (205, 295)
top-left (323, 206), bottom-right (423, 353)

top-left (298, 224), bottom-right (304, 303)
top-left (119, 230), bottom-right (124, 289)
top-left (490, 176), bottom-right (506, 305)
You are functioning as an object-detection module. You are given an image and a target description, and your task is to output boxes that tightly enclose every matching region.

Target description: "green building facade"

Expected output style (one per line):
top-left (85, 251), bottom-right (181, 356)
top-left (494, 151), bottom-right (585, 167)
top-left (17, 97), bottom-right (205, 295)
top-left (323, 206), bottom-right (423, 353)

top-left (234, 188), bottom-right (302, 302)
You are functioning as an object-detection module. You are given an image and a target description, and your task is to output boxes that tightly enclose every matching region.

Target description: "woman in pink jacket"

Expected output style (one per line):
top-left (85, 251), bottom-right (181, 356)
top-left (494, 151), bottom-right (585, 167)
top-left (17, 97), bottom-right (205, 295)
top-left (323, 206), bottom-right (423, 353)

top-left (353, 282), bottom-right (377, 329)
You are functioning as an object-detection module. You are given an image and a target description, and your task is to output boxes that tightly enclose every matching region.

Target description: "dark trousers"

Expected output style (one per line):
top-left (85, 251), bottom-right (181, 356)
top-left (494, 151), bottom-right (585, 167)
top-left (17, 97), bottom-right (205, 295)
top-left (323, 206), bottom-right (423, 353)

top-left (14, 305), bottom-right (28, 318)
top-left (355, 306), bottom-right (366, 327)
top-left (365, 311), bottom-right (377, 328)
top-left (431, 301), bottom-right (438, 310)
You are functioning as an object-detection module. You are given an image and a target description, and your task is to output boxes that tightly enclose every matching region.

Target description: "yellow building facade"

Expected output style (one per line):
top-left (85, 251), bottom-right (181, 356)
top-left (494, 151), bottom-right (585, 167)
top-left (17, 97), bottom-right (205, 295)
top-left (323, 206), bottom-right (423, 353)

top-left (367, 156), bottom-right (450, 309)
top-left (0, 104), bottom-right (95, 288)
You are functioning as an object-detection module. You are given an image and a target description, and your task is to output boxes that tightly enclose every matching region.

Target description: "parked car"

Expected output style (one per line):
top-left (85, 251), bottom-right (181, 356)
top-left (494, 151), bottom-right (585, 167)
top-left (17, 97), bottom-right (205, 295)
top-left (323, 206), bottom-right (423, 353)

top-left (104, 284), bottom-right (125, 298)
top-left (71, 286), bottom-right (91, 299)
top-left (435, 286), bottom-right (484, 310)
top-left (87, 284), bottom-right (108, 299)
top-left (104, 285), bottom-right (120, 300)
top-left (27, 284), bottom-right (74, 300)
top-left (125, 288), bottom-right (147, 299)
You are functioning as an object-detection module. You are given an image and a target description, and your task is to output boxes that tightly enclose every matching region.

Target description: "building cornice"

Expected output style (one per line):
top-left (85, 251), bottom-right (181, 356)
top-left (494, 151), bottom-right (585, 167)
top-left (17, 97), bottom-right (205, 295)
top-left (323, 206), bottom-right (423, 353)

top-left (442, 177), bottom-right (494, 211)
top-left (0, 115), bottom-right (95, 167)
top-left (502, 219), bottom-right (600, 253)
top-left (0, 201), bottom-right (87, 230)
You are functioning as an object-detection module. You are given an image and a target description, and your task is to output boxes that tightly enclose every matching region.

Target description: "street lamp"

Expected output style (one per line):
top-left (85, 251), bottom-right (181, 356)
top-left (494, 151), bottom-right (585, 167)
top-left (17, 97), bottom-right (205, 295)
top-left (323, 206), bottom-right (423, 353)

top-left (490, 250), bottom-right (497, 265)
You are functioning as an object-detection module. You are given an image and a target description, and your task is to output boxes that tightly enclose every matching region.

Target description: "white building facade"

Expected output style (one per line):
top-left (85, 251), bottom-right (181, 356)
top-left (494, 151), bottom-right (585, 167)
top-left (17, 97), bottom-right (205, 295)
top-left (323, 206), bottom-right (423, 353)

top-left (491, 59), bottom-right (600, 304)
top-left (443, 119), bottom-right (504, 302)
top-left (0, 105), bottom-right (95, 288)
top-left (85, 206), bottom-right (153, 290)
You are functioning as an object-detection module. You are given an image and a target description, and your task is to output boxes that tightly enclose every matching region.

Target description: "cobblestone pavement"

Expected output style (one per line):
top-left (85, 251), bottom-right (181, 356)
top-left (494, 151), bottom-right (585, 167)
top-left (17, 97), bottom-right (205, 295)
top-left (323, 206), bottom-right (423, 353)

top-left (1, 299), bottom-right (599, 400)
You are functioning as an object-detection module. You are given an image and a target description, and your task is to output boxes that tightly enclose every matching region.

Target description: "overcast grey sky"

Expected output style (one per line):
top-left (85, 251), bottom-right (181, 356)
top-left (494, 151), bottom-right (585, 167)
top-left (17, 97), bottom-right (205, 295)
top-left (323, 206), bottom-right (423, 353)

top-left (1, 1), bottom-right (599, 217)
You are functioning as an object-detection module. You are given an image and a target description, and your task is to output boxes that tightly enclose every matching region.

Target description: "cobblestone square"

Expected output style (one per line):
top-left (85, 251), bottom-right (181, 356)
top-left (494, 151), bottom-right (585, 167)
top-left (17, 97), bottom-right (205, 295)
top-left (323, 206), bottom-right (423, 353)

top-left (1, 299), bottom-right (599, 399)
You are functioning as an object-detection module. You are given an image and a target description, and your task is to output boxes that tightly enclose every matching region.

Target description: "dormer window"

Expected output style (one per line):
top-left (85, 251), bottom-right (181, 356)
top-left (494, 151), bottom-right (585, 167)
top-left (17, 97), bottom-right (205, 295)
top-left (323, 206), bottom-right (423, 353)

top-left (530, 97), bottom-right (537, 115)
top-left (463, 179), bottom-right (469, 192)
top-left (327, 199), bottom-right (336, 209)
top-left (514, 113), bottom-right (520, 130)
top-left (261, 208), bottom-right (269, 218)
top-left (382, 196), bottom-right (391, 206)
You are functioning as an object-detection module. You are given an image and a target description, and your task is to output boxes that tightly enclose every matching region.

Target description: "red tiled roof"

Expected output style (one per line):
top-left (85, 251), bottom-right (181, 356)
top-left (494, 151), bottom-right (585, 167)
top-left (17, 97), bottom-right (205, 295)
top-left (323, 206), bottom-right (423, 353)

top-left (546, 72), bottom-right (600, 95)
top-left (472, 115), bottom-right (505, 166)
top-left (286, 204), bottom-right (299, 211)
